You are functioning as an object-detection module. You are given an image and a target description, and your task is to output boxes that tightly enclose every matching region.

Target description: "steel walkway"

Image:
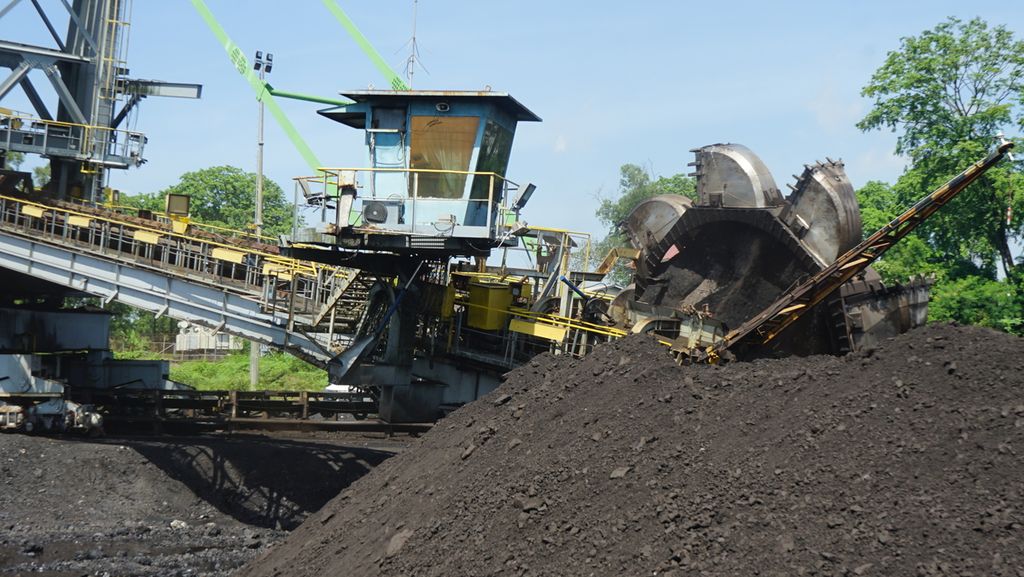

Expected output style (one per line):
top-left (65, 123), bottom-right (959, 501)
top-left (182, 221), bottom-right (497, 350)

top-left (0, 193), bottom-right (374, 368)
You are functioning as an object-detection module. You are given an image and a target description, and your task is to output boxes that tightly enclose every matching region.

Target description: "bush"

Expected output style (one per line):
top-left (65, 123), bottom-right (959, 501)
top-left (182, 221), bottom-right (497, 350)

top-left (113, 350), bottom-right (166, 361)
top-left (169, 352), bottom-right (327, 391)
top-left (928, 275), bottom-right (1022, 335)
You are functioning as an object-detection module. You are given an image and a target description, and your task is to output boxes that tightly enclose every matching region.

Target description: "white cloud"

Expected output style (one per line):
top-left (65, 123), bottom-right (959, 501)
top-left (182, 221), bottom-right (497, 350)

top-left (553, 135), bottom-right (568, 153)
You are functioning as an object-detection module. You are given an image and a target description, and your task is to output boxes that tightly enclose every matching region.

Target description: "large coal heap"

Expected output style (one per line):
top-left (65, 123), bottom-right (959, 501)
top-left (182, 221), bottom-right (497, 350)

top-left (0, 434), bottom-right (395, 576)
top-left (240, 324), bottom-right (1024, 577)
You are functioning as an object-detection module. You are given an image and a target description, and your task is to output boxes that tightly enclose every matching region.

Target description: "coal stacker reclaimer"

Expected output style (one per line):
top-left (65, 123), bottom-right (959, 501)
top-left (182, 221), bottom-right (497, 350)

top-left (277, 83), bottom-right (1015, 424)
top-left (285, 89), bottom-right (547, 422)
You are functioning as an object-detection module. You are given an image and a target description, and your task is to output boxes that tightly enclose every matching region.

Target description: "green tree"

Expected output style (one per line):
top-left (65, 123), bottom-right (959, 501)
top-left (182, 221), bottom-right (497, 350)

top-left (596, 165), bottom-right (697, 231)
top-left (857, 180), bottom-right (1022, 334)
top-left (856, 180), bottom-right (899, 233)
top-left (110, 166), bottom-right (295, 351)
top-left (857, 17), bottom-right (1024, 334)
top-left (125, 165), bottom-right (295, 237)
top-left (3, 151), bottom-right (25, 169)
top-left (857, 17), bottom-right (1024, 279)
top-left (1, 152), bottom-right (51, 188)
top-left (856, 180), bottom-right (940, 281)
top-left (32, 164), bottom-right (50, 188)
top-left (591, 164), bottom-right (696, 285)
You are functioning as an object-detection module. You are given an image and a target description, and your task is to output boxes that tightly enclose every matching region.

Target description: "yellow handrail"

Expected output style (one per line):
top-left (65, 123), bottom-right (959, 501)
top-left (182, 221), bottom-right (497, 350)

top-left (0, 193), bottom-right (319, 277)
top-left (304, 166), bottom-right (512, 183)
top-left (1, 110), bottom-right (140, 138)
top-left (452, 295), bottom-right (628, 339)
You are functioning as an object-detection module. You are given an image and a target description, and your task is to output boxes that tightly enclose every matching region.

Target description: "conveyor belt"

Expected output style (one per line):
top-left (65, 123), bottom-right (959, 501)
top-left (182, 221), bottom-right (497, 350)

top-left (0, 193), bottom-right (375, 366)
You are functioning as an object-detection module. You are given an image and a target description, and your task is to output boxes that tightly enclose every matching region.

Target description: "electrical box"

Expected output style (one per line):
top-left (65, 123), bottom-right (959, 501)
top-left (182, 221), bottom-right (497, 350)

top-left (467, 282), bottom-right (512, 331)
top-left (510, 280), bottom-right (532, 305)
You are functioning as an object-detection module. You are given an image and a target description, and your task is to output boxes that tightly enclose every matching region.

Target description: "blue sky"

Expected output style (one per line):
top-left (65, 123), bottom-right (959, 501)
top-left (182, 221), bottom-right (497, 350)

top-left (3, 1), bottom-right (1024, 240)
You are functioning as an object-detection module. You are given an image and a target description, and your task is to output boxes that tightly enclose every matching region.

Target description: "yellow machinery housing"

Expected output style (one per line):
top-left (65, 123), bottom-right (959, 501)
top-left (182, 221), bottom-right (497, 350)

top-left (467, 282), bottom-right (513, 331)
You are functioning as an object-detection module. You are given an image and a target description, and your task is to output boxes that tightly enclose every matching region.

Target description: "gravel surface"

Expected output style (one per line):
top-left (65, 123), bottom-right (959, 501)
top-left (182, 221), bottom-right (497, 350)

top-left (0, 432), bottom-right (400, 576)
top-left (237, 323), bottom-right (1024, 577)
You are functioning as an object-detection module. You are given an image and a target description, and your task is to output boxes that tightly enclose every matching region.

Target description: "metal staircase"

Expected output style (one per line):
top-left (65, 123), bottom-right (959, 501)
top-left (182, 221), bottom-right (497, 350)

top-left (0, 192), bottom-right (373, 369)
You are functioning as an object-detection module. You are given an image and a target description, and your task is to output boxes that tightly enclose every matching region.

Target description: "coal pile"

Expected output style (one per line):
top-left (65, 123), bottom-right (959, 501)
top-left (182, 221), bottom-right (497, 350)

top-left (239, 323), bottom-right (1024, 577)
top-left (0, 434), bottom-right (395, 576)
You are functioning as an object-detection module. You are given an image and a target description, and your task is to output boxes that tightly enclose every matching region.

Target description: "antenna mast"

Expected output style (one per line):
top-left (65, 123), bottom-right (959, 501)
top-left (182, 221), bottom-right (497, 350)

top-left (405, 0), bottom-right (426, 88)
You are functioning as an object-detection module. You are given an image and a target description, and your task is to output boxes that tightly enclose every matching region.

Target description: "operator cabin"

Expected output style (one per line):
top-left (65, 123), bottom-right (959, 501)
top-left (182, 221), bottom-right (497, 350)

top-left (307, 90), bottom-right (540, 256)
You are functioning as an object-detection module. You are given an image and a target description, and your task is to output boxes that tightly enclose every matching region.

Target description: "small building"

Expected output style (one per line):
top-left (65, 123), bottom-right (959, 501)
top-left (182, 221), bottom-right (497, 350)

top-left (174, 322), bottom-right (242, 359)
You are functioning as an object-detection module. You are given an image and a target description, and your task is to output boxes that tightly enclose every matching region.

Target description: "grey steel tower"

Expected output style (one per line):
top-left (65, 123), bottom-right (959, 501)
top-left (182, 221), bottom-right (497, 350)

top-left (0, 0), bottom-right (199, 200)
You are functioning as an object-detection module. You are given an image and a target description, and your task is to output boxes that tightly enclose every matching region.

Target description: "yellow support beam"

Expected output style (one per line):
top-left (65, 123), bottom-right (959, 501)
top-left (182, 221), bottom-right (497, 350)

top-left (133, 230), bottom-right (161, 245)
top-left (509, 319), bottom-right (568, 342)
top-left (21, 205), bottom-right (46, 218)
top-left (596, 247), bottom-right (640, 275)
top-left (263, 263), bottom-right (293, 281)
top-left (212, 247), bottom-right (246, 264)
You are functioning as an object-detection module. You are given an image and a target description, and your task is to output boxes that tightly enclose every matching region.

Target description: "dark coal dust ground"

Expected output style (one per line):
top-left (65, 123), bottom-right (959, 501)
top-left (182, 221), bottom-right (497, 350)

top-left (239, 323), bottom-right (1024, 577)
top-left (3, 323), bottom-right (1023, 577)
top-left (0, 432), bottom-right (403, 576)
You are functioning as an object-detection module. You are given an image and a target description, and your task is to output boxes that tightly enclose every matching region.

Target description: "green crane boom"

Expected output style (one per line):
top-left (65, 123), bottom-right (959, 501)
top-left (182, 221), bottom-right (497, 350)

top-left (321, 0), bottom-right (411, 91)
top-left (189, 0), bottom-right (324, 172)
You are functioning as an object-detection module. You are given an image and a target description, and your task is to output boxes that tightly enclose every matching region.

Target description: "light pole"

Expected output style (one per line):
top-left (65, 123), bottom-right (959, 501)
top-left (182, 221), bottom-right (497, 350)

top-left (250, 50), bottom-right (272, 389)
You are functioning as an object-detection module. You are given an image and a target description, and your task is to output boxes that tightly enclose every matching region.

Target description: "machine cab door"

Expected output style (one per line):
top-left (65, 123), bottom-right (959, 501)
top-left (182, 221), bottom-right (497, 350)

top-left (368, 107), bottom-right (407, 203)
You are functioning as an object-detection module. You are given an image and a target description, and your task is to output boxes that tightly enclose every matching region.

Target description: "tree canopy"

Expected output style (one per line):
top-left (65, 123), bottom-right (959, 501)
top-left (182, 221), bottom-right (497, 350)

top-left (596, 164), bottom-right (697, 235)
top-left (855, 17), bottom-right (1024, 334)
top-left (124, 165), bottom-right (295, 237)
top-left (590, 164), bottom-right (696, 285)
top-left (2, 151), bottom-right (25, 170)
top-left (1, 152), bottom-right (50, 188)
top-left (858, 17), bottom-right (1024, 279)
top-left (108, 166), bottom-right (296, 348)
top-left (858, 17), bottom-right (1024, 159)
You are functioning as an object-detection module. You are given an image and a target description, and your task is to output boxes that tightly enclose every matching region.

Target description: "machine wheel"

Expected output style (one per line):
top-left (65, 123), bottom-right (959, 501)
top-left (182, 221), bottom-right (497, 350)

top-left (582, 298), bottom-right (611, 325)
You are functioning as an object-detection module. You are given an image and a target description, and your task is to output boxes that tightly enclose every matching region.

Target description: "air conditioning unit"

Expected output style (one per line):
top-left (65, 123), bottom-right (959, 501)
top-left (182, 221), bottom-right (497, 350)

top-left (361, 199), bottom-right (405, 227)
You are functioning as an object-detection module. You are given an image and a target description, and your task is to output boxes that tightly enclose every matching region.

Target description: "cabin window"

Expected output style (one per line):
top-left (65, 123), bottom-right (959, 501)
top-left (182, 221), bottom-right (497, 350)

top-left (372, 107), bottom-right (406, 131)
top-left (370, 107), bottom-right (407, 170)
top-left (409, 115), bottom-right (479, 199)
top-left (471, 120), bottom-right (514, 203)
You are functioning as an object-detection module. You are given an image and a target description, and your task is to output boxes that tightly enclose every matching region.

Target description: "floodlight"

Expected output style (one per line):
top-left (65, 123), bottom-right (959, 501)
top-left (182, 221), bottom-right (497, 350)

top-left (512, 183), bottom-right (536, 211)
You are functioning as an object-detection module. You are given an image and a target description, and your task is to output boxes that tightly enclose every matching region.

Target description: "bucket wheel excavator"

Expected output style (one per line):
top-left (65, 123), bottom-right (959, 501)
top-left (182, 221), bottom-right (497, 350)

top-left (608, 140), bottom-right (1013, 361)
